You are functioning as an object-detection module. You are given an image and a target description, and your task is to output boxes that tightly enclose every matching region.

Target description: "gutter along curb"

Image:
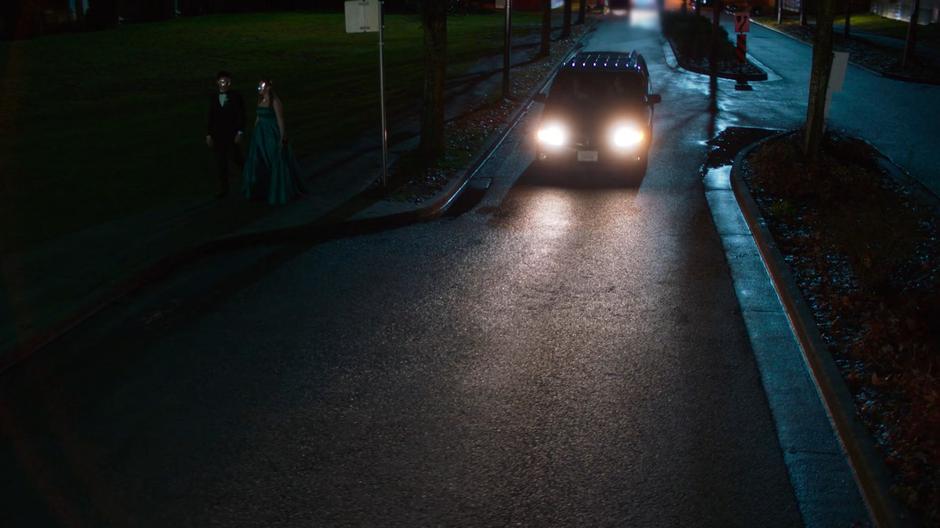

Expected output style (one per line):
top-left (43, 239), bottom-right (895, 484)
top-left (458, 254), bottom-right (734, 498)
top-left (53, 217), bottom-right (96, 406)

top-left (729, 132), bottom-right (918, 528)
top-left (0, 24), bottom-right (596, 377)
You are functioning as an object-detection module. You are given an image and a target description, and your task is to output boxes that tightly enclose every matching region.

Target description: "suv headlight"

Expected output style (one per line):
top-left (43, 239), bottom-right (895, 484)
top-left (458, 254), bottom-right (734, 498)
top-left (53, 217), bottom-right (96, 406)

top-left (537, 122), bottom-right (569, 147)
top-left (610, 123), bottom-right (645, 150)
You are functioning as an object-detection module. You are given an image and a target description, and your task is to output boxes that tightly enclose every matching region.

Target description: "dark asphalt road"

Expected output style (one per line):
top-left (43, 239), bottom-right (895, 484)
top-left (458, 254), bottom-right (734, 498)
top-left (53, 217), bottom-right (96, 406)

top-left (1, 11), bottom-right (806, 527)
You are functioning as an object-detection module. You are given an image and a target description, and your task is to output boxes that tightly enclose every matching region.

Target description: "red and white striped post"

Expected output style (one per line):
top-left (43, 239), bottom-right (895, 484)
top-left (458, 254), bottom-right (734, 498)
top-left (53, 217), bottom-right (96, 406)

top-left (733, 10), bottom-right (753, 91)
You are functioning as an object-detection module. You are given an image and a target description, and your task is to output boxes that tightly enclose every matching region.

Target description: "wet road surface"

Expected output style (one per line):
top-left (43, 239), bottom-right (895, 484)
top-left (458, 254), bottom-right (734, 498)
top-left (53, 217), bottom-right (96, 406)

top-left (1, 11), bottom-right (807, 527)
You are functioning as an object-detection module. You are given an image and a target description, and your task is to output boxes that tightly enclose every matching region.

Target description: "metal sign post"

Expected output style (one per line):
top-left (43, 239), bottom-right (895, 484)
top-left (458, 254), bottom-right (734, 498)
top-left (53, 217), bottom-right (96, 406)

top-left (378, 3), bottom-right (388, 187)
top-left (345, 0), bottom-right (388, 187)
top-left (502, 0), bottom-right (512, 100)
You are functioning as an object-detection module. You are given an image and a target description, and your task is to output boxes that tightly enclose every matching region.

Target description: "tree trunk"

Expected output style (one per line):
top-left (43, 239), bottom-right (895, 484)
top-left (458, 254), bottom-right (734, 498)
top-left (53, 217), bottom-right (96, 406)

top-left (902, 0), bottom-right (921, 68)
top-left (562, 0), bottom-right (571, 38)
top-left (87, 0), bottom-right (119, 29)
top-left (577, 0), bottom-right (586, 24)
top-left (800, 0), bottom-right (807, 25)
top-left (803, 0), bottom-right (834, 159)
top-left (3, 0), bottom-right (42, 39)
top-left (708, 0), bottom-right (721, 112)
top-left (540, 0), bottom-right (551, 57)
top-left (420, 0), bottom-right (447, 162)
top-left (843, 0), bottom-right (850, 38)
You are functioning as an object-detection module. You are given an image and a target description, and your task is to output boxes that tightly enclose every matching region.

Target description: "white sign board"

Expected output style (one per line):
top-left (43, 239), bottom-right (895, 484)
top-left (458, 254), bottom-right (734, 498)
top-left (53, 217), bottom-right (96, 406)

top-left (345, 0), bottom-right (380, 33)
top-left (824, 51), bottom-right (850, 119)
top-left (829, 51), bottom-right (849, 93)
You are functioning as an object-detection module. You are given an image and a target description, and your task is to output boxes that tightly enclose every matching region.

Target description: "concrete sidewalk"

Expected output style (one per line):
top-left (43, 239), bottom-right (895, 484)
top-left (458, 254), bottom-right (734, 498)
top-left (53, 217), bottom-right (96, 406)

top-left (0, 17), bottom-right (596, 365)
top-left (712, 16), bottom-right (940, 196)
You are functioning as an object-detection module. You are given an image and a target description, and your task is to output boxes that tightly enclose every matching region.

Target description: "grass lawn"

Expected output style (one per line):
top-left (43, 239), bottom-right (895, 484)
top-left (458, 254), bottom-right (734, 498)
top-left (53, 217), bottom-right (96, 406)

top-left (845, 13), bottom-right (940, 46)
top-left (803, 12), bottom-right (940, 49)
top-left (0, 11), bottom-right (542, 252)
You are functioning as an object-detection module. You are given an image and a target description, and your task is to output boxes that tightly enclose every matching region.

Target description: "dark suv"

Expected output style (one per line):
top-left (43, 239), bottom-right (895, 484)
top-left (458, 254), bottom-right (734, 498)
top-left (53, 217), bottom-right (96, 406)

top-left (535, 51), bottom-right (661, 176)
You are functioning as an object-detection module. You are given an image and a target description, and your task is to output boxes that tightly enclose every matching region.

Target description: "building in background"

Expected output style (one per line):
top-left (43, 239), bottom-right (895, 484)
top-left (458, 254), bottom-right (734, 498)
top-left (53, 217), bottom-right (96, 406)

top-left (493, 0), bottom-right (566, 10)
top-left (2, 0), bottom-right (72, 39)
top-left (870, 0), bottom-right (939, 23)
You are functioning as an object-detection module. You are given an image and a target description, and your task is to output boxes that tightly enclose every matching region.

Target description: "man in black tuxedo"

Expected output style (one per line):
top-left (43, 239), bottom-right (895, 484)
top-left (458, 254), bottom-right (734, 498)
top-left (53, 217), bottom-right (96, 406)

top-left (206, 71), bottom-right (245, 198)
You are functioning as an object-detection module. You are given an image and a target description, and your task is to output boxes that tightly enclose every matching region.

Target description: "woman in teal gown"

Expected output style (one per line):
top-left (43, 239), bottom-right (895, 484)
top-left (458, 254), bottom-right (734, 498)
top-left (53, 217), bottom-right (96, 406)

top-left (242, 79), bottom-right (305, 205)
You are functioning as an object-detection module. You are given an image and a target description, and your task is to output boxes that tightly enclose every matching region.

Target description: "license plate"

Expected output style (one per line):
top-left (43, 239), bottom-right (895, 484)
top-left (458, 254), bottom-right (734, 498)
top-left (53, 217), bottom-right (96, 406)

top-left (577, 150), bottom-right (599, 162)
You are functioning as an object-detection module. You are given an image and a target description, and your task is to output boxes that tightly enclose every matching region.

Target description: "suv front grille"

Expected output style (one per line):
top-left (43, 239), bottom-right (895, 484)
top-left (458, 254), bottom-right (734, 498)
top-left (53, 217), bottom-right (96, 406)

top-left (572, 131), bottom-right (599, 149)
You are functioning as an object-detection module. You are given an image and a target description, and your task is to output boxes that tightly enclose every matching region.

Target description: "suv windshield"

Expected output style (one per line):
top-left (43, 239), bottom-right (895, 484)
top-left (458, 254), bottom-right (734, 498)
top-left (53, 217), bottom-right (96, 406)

top-left (548, 71), bottom-right (645, 106)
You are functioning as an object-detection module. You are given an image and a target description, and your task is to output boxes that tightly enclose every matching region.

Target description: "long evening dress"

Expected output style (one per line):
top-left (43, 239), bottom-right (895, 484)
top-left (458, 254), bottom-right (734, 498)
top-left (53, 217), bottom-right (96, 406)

top-left (242, 106), bottom-right (305, 205)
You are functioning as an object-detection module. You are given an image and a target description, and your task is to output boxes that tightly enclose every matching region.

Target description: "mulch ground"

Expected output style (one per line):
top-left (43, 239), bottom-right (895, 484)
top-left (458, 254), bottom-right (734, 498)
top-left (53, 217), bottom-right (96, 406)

top-left (727, 129), bottom-right (940, 525)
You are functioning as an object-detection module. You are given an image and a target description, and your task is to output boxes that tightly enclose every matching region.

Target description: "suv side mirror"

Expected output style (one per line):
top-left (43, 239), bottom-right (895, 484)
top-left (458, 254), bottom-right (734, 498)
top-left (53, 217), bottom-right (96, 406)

top-left (533, 92), bottom-right (548, 104)
top-left (647, 94), bottom-right (662, 105)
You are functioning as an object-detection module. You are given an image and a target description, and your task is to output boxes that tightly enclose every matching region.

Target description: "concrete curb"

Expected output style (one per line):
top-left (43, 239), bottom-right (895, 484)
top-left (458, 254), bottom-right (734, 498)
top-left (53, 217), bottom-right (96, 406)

top-left (874, 154), bottom-right (940, 204)
top-left (730, 132), bottom-right (918, 528)
top-left (661, 38), bottom-right (679, 70)
top-left (662, 34), bottom-right (768, 81)
top-left (0, 25), bottom-right (595, 377)
top-left (881, 70), bottom-right (940, 86)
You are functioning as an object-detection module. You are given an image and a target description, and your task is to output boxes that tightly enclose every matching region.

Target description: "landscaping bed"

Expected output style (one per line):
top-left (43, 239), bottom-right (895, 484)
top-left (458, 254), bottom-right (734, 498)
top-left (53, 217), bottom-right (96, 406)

top-left (733, 130), bottom-right (940, 525)
top-left (662, 11), bottom-right (766, 80)
top-left (755, 15), bottom-right (940, 84)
